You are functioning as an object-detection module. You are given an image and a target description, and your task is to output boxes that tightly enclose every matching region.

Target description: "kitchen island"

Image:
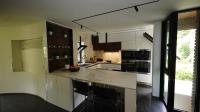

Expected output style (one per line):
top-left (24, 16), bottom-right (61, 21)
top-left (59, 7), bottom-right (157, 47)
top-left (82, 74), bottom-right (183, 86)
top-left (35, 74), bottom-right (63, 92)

top-left (47, 68), bottom-right (137, 112)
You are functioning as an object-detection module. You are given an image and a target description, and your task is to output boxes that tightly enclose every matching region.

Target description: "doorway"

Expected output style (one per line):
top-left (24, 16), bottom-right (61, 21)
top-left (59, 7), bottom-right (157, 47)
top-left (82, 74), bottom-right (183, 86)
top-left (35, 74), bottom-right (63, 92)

top-left (160, 9), bottom-right (200, 112)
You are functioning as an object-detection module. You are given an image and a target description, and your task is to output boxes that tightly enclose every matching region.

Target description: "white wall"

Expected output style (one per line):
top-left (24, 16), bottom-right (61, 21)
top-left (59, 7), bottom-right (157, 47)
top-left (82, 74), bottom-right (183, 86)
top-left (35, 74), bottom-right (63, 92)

top-left (0, 20), bottom-right (47, 98)
top-left (152, 21), bottom-right (162, 97)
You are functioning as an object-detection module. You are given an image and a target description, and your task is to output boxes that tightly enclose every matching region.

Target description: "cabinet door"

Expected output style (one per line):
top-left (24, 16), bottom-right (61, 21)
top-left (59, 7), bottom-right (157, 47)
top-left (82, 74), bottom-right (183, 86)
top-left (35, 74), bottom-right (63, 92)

top-left (121, 32), bottom-right (136, 50)
top-left (108, 33), bottom-right (122, 42)
top-left (120, 32), bottom-right (132, 42)
top-left (137, 74), bottom-right (152, 85)
top-left (100, 64), bottom-right (121, 70)
top-left (57, 76), bottom-right (73, 111)
top-left (122, 41), bottom-right (136, 50)
top-left (99, 34), bottom-right (106, 43)
top-left (47, 75), bottom-right (73, 111)
top-left (46, 75), bottom-right (58, 105)
top-left (110, 32), bottom-right (132, 42)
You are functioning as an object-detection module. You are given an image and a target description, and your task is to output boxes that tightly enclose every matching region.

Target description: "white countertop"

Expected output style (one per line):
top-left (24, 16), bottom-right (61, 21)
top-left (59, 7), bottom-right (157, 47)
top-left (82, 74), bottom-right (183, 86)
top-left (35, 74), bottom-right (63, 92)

top-left (50, 68), bottom-right (137, 90)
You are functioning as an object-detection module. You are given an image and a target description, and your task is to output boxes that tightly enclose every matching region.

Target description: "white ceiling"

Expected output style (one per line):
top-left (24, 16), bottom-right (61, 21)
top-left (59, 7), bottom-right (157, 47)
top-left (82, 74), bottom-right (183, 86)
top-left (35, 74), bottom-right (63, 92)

top-left (0, 0), bottom-right (200, 31)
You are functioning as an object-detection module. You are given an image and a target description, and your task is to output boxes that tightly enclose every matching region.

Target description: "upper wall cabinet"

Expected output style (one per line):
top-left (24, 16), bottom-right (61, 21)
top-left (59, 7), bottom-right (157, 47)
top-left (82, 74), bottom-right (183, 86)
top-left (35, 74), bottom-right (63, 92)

top-left (46, 22), bottom-right (73, 72)
top-left (108, 32), bottom-right (133, 43)
top-left (94, 29), bottom-right (153, 50)
top-left (135, 30), bottom-right (153, 49)
top-left (98, 34), bottom-right (106, 43)
top-left (107, 33), bottom-right (121, 42)
top-left (93, 42), bottom-right (121, 51)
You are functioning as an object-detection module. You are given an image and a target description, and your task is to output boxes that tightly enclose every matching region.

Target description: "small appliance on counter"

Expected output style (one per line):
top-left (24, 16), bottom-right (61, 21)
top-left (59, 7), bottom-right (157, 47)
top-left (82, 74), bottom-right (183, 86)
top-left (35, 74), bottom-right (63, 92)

top-left (96, 58), bottom-right (103, 62)
top-left (69, 65), bottom-right (80, 72)
top-left (106, 60), bottom-right (112, 63)
top-left (121, 49), bottom-right (151, 73)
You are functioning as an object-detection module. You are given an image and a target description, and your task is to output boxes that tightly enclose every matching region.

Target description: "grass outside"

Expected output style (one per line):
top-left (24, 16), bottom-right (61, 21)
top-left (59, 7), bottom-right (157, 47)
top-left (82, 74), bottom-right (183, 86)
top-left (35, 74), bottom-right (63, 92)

top-left (176, 70), bottom-right (193, 81)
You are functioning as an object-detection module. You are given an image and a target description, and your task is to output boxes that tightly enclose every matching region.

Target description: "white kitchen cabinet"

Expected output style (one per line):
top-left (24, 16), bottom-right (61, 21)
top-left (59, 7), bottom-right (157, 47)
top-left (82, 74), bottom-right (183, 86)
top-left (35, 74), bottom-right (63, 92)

top-left (137, 74), bottom-right (152, 86)
top-left (122, 40), bottom-right (137, 50)
top-left (119, 32), bottom-right (132, 42)
top-left (46, 75), bottom-right (58, 105)
top-left (100, 64), bottom-right (121, 70)
top-left (108, 32), bottom-right (133, 43)
top-left (46, 75), bottom-right (73, 111)
top-left (98, 34), bottom-right (106, 43)
top-left (57, 76), bottom-right (73, 111)
top-left (87, 63), bottom-right (121, 70)
top-left (125, 89), bottom-right (136, 112)
top-left (121, 32), bottom-right (137, 50)
top-left (135, 30), bottom-right (153, 49)
top-left (108, 33), bottom-right (122, 42)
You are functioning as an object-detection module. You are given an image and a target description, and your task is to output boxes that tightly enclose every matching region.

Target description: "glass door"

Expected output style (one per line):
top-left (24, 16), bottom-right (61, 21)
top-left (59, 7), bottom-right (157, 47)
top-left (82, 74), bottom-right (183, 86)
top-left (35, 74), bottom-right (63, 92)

top-left (161, 9), bottom-right (200, 112)
top-left (160, 12), bottom-right (178, 111)
top-left (174, 10), bottom-right (198, 112)
top-left (162, 20), bottom-right (170, 104)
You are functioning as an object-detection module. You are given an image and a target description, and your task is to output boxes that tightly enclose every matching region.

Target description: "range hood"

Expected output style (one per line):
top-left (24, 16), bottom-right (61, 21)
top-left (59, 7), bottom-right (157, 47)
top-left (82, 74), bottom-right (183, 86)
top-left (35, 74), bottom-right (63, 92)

top-left (78, 36), bottom-right (87, 64)
top-left (78, 44), bottom-right (87, 52)
top-left (77, 36), bottom-right (87, 53)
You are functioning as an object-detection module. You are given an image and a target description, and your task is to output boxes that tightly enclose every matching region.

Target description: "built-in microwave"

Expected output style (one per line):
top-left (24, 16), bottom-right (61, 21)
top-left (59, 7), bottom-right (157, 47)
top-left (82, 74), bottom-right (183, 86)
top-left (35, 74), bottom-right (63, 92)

top-left (122, 50), bottom-right (150, 60)
top-left (121, 50), bottom-right (151, 73)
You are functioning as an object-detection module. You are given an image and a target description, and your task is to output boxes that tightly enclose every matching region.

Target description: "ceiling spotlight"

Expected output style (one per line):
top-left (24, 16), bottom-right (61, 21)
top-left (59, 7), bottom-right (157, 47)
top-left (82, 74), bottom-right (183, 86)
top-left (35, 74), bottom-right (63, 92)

top-left (134, 6), bottom-right (139, 12)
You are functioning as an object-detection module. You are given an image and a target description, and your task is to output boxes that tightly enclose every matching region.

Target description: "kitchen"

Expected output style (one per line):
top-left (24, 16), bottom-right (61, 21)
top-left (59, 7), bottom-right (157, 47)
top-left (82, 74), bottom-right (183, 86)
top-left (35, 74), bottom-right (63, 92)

top-left (46, 22), bottom-right (153, 112)
top-left (76, 26), bottom-right (153, 86)
top-left (1, 0), bottom-right (200, 112)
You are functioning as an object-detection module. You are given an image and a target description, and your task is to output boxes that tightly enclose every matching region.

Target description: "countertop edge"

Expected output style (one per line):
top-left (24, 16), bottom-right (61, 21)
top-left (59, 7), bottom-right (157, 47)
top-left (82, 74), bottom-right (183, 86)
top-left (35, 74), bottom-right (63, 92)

top-left (48, 69), bottom-right (136, 90)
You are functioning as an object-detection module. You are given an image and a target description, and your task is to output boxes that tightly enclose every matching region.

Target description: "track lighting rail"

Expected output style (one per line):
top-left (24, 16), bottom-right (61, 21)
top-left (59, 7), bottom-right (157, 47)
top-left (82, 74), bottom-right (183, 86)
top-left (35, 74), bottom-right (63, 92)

top-left (72, 0), bottom-right (160, 33)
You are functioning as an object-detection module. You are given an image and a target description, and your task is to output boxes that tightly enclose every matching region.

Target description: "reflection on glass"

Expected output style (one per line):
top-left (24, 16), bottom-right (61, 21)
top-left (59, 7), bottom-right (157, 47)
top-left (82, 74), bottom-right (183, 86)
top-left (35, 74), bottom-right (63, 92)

top-left (165, 21), bottom-right (170, 69)
top-left (164, 74), bottom-right (168, 104)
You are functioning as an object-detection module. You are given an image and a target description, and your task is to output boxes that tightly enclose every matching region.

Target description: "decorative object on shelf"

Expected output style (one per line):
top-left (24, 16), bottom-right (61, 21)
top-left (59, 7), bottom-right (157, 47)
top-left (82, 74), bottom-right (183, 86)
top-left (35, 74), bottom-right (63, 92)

top-left (65, 64), bottom-right (70, 69)
top-left (64, 55), bottom-right (68, 59)
top-left (64, 34), bottom-right (68, 38)
top-left (48, 31), bottom-right (53, 36)
top-left (55, 56), bottom-right (60, 60)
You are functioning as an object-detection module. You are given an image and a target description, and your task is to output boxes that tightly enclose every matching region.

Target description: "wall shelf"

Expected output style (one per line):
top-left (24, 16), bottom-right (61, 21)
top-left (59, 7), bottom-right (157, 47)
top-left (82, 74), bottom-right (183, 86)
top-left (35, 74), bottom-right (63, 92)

top-left (46, 22), bottom-right (73, 72)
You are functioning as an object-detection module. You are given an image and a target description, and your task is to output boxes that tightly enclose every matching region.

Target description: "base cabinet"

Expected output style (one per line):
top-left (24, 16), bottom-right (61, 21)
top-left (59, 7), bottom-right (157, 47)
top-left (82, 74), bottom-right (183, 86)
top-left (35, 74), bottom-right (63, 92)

top-left (72, 80), bottom-right (136, 112)
top-left (125, 89), bottom-right (136, 112)
top-left (46, 75), bottom-right (73, 111)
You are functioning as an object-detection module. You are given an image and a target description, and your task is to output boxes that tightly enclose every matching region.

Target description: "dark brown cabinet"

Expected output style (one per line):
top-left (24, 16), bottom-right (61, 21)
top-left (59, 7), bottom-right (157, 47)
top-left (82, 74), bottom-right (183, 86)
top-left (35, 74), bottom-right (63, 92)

top-left (46, 22), bottom-right (73, 72)
top-left (93, 42), bottom-right (121, 51)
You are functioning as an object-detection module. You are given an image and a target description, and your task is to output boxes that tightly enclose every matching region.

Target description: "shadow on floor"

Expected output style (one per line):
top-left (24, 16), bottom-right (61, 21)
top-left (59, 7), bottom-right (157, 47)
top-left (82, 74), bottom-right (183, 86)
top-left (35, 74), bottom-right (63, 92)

top-left (137, 84), bottom-right (167, 112)
top-left (72, 84), bottom-right (167, 112)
